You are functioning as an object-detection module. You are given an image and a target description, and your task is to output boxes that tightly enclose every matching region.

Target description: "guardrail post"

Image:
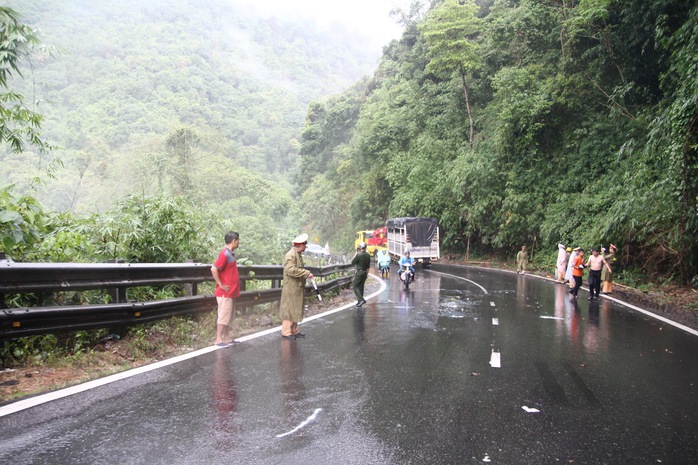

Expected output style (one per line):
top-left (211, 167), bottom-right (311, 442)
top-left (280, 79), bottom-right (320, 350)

top-left (183, 259), bottom-right (195, 296)
top-left (108, 287), bottom-right (127, 304)
top-left (0, 252), bottom-right (8, 308)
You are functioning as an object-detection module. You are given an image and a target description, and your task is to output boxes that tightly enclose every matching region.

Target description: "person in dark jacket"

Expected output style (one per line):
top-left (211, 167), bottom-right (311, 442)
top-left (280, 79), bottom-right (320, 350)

top-left (352, 241), bottom-right (371, 307)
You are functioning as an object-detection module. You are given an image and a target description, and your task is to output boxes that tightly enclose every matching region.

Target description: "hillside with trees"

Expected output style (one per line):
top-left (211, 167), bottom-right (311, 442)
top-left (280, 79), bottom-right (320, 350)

top-left (1, 0), bottom-right (696, 285)
top-left (1, 0), bottom-right (382, 214)
top-left (297, 0), bottom-right (697, 285)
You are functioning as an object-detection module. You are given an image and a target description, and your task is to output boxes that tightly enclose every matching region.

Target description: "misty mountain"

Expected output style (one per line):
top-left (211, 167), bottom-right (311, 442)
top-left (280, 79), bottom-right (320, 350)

top-left (2, 0), bottom-right (384, 211)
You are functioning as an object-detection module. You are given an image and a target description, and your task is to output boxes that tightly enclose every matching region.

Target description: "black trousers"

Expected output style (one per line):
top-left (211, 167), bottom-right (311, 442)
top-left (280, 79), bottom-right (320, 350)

top-left (588, 269), bottom-right (601, 298)
top-left (353, 269), bottom-right (368, 301)
top-left (570, 276), bottom-right (582, 297)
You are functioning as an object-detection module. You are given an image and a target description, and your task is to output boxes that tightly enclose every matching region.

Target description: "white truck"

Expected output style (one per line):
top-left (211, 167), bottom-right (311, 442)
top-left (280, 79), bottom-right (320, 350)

top-left (386, 217), bottom-right (440, 268)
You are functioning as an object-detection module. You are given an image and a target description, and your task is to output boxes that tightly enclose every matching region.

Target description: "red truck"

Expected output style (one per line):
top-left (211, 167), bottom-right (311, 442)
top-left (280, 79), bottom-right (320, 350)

top-left (354, 226), bottom-right (388, 256)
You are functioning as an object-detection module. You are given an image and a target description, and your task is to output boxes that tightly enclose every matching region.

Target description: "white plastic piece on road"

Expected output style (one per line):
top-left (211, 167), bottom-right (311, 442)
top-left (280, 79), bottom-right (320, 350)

top-left (522, 406), bottom-right (540, 413)
top-left (539, 316), bottom-right (564, 320)
top-left (490, 301), bottom-right (496, 306)
top-left (489, 351), bottom-right (501, 368)
top-left (492, 318), bottom-right (499, 325)
top-left (276, 408), bottom-right (322, 438)
top-left (483, 455), bottom-right (492, 462)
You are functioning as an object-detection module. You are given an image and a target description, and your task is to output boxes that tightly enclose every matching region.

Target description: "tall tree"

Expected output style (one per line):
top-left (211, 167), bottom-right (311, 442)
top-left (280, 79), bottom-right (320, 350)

top-left (164, 128), bottom-right (200, 195)
top-left (419, 0), bottom-right (482, 147)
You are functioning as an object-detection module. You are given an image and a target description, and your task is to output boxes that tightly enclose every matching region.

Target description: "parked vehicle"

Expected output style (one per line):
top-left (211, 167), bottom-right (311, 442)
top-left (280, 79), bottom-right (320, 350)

top-left (387, 217), bottom-right (440, 268)
top-left (354, 227), bottom-right (388, 256)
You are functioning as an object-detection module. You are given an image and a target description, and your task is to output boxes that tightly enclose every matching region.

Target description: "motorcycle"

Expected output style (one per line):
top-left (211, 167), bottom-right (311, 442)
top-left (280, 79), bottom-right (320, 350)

top-left (379, 262), bottom-right (390, 278)
top-left (399, 264), bottom-right (414, 289)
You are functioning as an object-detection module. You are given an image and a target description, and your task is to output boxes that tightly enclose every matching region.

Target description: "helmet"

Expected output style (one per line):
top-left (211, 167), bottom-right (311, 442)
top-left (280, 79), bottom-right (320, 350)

top-left (358, 241), bottom-right (366, 249)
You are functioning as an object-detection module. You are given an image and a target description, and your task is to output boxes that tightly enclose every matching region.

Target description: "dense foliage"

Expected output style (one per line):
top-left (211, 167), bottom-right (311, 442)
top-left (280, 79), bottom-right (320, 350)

top-left (297, 0), bottom-right (697, 284)
top-left (1, 0), bottom-right (696, 286)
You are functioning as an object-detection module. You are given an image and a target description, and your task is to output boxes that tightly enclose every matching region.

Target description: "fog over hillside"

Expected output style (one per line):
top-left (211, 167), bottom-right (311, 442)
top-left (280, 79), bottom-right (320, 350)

top-left (1, 0), bottom-right (404, 212)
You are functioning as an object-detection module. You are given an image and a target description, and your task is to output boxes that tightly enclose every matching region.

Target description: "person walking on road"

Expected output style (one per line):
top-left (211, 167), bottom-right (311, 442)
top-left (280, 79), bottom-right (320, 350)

top-left (569, 248), bottom-right (585, 299)
top-left (211, 231), bottom-right (241, 346)
top-left (556, 243), bottom-right (568, 283)
top-left (352, 242), bottom-right (371, 307)
top-left (279, 233), bottom-right (314, 339)
top-left (566, 247), bottom-right (580, 287)
top-left (586, 248), bottom-right (612, 300)
top-left (377, 249), bottom-right (391, 278)
top-left (516, 246), bottom-right (528, 274)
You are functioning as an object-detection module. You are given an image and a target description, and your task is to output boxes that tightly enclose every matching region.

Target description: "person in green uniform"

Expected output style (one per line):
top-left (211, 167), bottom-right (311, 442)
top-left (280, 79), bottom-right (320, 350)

top-left (602, 244), bottom-right (617, 294)
top-left (516, 245), bottom-right (528, 274)
top-left (351, 241), bottom-right (371, 307)
top-left (279, 233), bottom-right (314, 339)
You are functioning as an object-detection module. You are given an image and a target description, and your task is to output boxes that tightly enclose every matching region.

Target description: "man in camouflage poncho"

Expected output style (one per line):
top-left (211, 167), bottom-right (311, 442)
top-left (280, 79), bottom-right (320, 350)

top-left (279, 233), bottom-right (314, 339)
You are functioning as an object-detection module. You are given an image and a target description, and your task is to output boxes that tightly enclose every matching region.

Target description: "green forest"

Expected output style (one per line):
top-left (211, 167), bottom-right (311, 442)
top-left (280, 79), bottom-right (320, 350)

top-left (1, 0), bottom-right (697, 285)
top-left (296, 0), bottom-right (697, 284)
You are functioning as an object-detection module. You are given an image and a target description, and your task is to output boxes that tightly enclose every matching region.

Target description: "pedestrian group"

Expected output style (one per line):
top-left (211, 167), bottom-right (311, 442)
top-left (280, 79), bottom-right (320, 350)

top-left (518, 242), bottom-right (618, 301)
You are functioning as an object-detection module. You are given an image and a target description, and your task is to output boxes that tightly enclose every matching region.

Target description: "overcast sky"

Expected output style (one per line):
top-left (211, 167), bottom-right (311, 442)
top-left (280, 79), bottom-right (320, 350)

top-left (241, 0), bottom-right (409, 50)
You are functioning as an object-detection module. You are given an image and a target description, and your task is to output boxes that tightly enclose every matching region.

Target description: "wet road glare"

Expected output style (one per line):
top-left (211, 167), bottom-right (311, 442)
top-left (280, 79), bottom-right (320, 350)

top-left (1, 265), bottom-right (697, 464)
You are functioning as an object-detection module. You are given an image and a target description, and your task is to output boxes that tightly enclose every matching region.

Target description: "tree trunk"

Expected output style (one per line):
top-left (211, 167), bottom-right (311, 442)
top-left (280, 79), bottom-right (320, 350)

top-left (459, 64), bottom-right (474, 148)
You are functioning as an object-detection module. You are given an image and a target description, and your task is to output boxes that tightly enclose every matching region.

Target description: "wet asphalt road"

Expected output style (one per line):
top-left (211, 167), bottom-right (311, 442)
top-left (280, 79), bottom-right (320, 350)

top-left (1, 265), bottom-right (697, 465)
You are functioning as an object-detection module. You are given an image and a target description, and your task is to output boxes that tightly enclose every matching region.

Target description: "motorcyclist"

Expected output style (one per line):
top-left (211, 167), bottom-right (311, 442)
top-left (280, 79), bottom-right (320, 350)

top-left (398, 251), bottom-right (415, 282)
top-left (377, 249), bottom-right (391, 276)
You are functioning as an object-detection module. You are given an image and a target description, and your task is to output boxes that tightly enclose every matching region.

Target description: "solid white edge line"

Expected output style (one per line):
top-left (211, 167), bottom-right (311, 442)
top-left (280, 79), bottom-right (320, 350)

top-left (601, 294), bottom-right (698, 336)
top-left (428, 270), bottom-right (489, 294)
top-left (0, 275), bottom-right (388, 418)
top-left (0, 345), bottom-right (220, 417)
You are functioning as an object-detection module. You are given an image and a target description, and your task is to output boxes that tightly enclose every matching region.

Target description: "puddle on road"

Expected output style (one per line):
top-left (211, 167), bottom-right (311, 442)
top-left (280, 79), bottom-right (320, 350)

top-left (436, 292), bottom-right (482, 320)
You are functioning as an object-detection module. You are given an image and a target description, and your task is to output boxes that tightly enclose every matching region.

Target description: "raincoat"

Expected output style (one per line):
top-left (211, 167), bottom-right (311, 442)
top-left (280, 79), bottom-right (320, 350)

top-left (601, 251), bottom-right (615, 283)
top-left (565, 250), bottom-right (579, 284)
top-left (279, 247), bottom-right (310, 323)
top-left (516, 249), bottom-right (528, 273)
top-left (556, 243), bottom-right (568, 280)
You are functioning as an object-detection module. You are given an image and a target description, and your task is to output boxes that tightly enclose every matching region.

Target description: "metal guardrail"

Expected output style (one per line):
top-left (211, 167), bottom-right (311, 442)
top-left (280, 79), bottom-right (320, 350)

top-left (0, 261), bottom-right (353, 339)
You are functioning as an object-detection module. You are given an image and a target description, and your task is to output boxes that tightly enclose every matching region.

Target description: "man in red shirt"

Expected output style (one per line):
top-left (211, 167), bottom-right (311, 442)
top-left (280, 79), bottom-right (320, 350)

top-left (211, 231), bottom-right (241, 346)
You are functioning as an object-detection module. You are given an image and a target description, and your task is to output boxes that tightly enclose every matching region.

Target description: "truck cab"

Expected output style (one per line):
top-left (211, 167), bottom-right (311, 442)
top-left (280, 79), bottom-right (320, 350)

top-left (355, 229), bottom-right (388, 257)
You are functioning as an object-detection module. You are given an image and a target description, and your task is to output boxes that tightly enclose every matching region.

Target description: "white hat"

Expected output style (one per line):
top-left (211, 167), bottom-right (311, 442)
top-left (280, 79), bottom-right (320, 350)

top-left (292, 233), bottom-right (308, 244)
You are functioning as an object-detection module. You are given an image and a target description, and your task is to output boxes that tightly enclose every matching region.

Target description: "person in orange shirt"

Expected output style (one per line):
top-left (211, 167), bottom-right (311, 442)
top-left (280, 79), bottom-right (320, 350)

top-left (569, 248), bottom-right (585, 299)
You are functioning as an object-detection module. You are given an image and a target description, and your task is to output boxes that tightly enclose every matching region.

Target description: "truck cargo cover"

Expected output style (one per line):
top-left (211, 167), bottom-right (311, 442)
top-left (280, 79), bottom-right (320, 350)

top-left (387, 217), bottom-right (439, 247)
